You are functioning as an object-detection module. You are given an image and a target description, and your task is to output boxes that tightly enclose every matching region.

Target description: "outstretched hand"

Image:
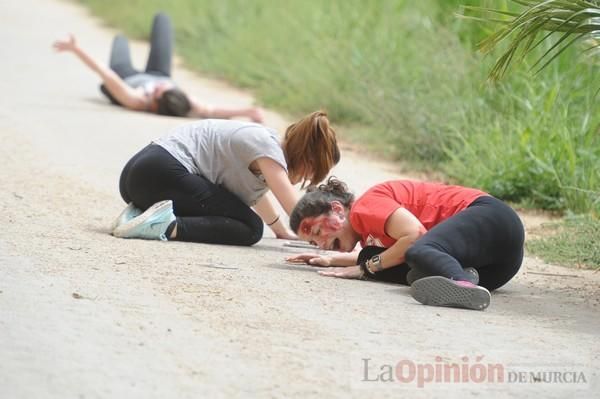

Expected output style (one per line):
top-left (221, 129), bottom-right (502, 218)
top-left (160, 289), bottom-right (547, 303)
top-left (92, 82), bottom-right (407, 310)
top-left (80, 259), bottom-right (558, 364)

top-left (286, 253), bottom-right (332, 267)
top-left (275, 229), bottom-right (298, 240)
top-left (53, 34), bottom-right (78, 52)
top-left (318, 266), bottom-right (364, 279)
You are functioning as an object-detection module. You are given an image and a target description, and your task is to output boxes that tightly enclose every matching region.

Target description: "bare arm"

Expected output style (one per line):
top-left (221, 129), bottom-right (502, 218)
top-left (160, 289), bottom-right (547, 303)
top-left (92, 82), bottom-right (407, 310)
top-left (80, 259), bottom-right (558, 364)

top-left (319, 208), bottom-right (427, 278)
top-left (255, 157), bottom-right (298, 216)
top-left (286, 251), bottom-right (359, 267)
top-left (292, 208), bottom-right (425, 269)
top-left (53, 34), bottom-right (148, 111)
top-left (318, 208), bottom-right (426, 279)
top-left (253, 194), bottom-right (296, 239)
top-left (187, 96), bottom-right (213, 118)
top-left (292, 209), bottom-right (424, 271)
top-left (188, 96), bottom-right (264, 122)
top-left (370, 207), bottom-right (426, 269)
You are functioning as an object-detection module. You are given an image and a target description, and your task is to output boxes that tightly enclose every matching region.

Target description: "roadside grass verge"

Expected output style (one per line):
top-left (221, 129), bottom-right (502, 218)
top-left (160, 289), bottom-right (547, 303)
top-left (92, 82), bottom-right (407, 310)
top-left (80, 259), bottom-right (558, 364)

top-left (527, 214), bottom-right (600, 270)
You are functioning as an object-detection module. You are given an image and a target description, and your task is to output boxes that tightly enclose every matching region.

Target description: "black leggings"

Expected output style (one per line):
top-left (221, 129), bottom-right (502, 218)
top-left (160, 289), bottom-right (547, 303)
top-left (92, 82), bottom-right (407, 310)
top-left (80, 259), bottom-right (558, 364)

top-left (359, 196), bottom-right (524, 291)
top-left (119, 144), bottom-right (263, 246)
top-left (101, 12), bottom-right (173, 104)
top-left (358, 247), bottom-right (410, 285)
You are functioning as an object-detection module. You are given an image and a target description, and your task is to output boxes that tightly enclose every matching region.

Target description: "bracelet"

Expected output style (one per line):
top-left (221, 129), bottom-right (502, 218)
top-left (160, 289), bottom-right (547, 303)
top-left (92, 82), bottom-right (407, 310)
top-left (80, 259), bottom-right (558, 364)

top-left (267, 215), bottom-right (280, 226)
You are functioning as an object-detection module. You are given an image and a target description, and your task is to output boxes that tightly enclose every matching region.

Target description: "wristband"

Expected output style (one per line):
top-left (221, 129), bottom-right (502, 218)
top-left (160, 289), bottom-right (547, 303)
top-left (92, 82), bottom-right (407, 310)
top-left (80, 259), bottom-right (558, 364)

top-left (267, 215), bottom-right (280, 226)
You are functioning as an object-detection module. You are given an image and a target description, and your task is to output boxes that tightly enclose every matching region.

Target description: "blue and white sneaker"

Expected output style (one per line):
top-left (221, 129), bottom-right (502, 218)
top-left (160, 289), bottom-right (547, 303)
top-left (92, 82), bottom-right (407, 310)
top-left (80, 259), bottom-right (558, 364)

top-left (112, 200), bottom-right (175, 241)
top-left (110, 202), bottom-right (143, 232)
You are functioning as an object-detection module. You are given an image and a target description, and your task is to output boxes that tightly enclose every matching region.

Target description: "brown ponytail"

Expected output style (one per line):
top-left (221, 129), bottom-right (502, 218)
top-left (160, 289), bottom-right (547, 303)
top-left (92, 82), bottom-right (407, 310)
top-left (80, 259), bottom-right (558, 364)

top-left (282, 110), bottom-right (340, 187)
top-left (289, 177), bottom-right (354, 233)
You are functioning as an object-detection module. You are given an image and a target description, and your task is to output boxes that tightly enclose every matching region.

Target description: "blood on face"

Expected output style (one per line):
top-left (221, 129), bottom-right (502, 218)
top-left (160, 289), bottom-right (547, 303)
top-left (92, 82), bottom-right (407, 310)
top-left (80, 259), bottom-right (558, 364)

top-left (299, 213), bottom-right (343, 239)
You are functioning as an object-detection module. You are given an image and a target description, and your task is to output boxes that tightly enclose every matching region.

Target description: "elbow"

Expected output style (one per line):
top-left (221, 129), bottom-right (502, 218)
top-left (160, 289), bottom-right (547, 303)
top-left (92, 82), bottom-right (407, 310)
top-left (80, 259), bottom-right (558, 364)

top-left (416, 225), bottom-right (427, 241)
top-left (407, 226), bottom-right (425, 245)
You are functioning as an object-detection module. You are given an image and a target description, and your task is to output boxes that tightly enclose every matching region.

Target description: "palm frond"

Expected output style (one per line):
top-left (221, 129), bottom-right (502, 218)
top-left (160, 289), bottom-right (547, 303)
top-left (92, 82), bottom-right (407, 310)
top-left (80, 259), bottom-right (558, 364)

top-left (461, 0), bottom-right (600, 80)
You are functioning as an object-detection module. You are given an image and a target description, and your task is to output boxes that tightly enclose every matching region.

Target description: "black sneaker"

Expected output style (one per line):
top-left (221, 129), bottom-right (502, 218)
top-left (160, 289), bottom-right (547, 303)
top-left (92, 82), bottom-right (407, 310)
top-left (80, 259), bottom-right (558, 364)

top-left (406, 267), bottom-right (479, 285)
top-left (410, 276), bottom-right (491, 311)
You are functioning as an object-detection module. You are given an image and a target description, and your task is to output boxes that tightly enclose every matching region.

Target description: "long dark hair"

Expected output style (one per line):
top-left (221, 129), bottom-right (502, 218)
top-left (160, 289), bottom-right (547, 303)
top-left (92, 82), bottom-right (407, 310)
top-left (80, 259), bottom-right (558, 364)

top-left (289, 177), bottom-right (354, 233)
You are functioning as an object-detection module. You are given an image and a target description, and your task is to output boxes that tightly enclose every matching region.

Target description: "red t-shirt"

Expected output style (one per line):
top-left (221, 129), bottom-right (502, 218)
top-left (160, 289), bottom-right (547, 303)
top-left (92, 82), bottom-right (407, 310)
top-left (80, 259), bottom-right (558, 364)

top-left (349, 180), bottom-right (487, 248)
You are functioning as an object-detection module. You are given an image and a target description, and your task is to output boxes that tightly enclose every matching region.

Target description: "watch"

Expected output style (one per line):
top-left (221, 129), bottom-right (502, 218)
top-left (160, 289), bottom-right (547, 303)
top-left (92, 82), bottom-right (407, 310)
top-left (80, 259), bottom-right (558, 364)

top-left (367, 255), bottom-right (384, 273)
top-left (360, 254), bottom-right (384, 279)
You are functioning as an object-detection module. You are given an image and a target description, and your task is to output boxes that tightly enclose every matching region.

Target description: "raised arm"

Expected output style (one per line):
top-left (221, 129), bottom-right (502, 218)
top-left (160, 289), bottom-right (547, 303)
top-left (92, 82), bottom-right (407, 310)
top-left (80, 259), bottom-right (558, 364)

top-left (52, 34), bottom-right (148, 111)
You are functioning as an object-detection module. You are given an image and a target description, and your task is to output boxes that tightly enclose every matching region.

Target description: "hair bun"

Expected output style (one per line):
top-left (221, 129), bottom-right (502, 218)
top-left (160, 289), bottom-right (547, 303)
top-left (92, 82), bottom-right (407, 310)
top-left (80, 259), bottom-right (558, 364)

top-left (318, 176), bottom-right (348, 195)
top-left (289, 176), bottom-right (354, 233)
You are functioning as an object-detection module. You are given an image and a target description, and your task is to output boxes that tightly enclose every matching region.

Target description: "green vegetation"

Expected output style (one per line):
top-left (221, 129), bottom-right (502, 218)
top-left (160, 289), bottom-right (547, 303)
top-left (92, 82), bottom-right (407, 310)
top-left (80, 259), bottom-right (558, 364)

top-left (463, 0), bottom-right (600, 82)
top-left (527, 214), bottom-right (600, 269)
top-left (78, 0), bottom-right (599, 266)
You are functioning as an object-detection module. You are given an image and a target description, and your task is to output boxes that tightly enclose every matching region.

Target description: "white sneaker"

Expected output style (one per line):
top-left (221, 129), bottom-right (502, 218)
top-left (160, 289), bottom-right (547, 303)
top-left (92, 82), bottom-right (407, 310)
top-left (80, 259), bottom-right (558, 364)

top-left (112, 200), bottom-right (175, 241)
top-left (110, 202), bottom-right (143, 232)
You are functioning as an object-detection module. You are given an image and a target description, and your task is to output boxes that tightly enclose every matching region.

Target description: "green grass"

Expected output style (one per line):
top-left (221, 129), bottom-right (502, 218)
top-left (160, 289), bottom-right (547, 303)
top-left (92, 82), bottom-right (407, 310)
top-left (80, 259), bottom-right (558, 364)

top-left (444, 64), bottom-right (600, 214)
top-left (527, 214), bottom-right (600, 269)
top-left (77, 1), bottom-right (599, 219)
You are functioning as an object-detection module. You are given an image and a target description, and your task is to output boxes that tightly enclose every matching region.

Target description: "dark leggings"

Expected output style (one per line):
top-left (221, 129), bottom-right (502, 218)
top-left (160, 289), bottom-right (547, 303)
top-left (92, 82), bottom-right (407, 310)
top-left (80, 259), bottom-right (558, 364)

top-left (358, 247), bottom-right (410, 285)
top-left (359, 196), bottom-right (524, 291)
top-left (119, 144), bottom-right (263, 246)
top-left (101, 12), bottom-right (173, 103)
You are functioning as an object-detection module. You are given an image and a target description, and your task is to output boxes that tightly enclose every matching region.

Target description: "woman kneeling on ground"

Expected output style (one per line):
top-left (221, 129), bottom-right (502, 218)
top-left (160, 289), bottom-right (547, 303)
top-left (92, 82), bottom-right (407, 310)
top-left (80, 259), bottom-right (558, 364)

top-left (286, 178), bottom-right (524, 310)
top-left (111, 111), bottom-right (340, 245)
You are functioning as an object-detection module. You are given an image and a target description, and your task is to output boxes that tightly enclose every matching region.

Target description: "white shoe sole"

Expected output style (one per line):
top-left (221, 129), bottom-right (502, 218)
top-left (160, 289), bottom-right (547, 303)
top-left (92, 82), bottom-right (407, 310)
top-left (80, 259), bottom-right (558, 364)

top-left (410, 276), bottom-right (491, 311)
top-left (112, 200), bottom-right (173, 238)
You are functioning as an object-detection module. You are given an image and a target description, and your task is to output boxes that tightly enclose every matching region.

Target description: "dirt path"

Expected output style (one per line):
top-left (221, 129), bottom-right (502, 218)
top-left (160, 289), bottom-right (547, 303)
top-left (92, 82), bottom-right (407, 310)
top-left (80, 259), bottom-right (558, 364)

top-left (1, 0), bottom-right (598, 398)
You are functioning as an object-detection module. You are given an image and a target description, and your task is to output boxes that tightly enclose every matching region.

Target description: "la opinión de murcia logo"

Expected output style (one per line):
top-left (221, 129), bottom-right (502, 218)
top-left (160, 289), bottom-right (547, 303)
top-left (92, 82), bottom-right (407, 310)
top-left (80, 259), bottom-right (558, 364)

top-left (360, 356), bottom-right (589, 388)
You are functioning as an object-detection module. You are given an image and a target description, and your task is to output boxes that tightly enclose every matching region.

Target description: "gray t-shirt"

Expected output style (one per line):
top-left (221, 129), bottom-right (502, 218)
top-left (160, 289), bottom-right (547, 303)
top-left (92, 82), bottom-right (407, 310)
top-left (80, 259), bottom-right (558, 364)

top-left (154, 119), bottom-right (287, 206)
top-left (124, 73), bottom-right (174, 96)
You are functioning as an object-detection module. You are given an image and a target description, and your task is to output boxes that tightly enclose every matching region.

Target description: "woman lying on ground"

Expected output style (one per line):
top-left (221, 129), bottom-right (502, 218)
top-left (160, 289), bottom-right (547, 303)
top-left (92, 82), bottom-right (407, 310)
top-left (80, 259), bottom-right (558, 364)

top-left (111, 111), bottom-right (340, 246)
top-left (286, 178), bottom-right (524, 310)
top-left (53, 12), bottom-right (263, 121)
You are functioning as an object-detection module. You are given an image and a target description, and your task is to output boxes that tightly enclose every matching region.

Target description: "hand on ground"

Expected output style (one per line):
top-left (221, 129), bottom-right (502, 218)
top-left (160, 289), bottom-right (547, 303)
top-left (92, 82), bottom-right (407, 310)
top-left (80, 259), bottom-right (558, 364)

top-left (275, 229), bottom-right (298, 240)
top-left (286, 253), bottom-right (332, 267)
top-left (318, 266), bottom-right (363, 279)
